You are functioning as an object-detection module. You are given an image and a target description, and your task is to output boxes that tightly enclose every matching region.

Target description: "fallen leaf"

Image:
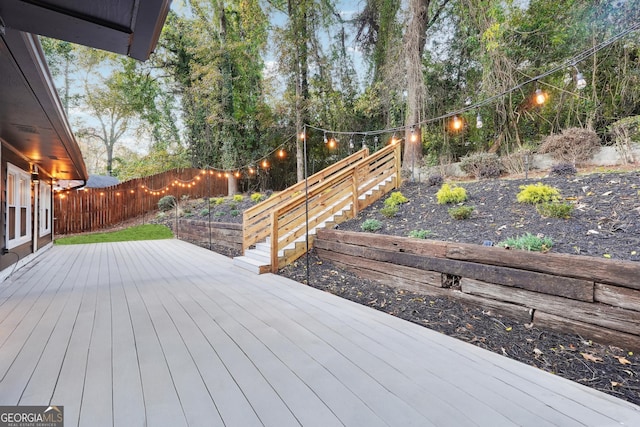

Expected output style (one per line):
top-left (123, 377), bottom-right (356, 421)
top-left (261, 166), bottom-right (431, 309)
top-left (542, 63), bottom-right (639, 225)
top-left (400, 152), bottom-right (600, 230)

top-left (629, 351), bottom-right (634, 356)
top-left (505, 326), bottom-right (512, 332)
top-left (603, 254), bottom-right (611, 259)
top-left (615, 356), bottom-right (632, 365)
top-left (581, 352), bottom-right (603, 363)
top-left (534, 348), bottom-right (543, 356)
top-left (602, 191), bottom-right (613, 196)
top-left (611, 381), bottom-right (621, 387)
top-left (632, 251), bottom-right (637, 256)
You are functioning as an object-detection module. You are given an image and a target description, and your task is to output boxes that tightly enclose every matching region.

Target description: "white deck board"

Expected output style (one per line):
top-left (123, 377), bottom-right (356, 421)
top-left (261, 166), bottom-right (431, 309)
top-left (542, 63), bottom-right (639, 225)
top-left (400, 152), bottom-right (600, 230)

top-left (0, 239), bottom-right (638, 427)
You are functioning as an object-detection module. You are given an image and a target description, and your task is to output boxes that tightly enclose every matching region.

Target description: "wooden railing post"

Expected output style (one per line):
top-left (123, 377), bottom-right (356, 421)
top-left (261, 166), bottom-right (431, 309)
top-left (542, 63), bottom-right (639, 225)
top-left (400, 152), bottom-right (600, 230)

top-left (396, 143), bottom-right (402, 186)
top-left (270, 210), bottom-right (279, 273)
top-left (351, 171), bottom-right (359, 218)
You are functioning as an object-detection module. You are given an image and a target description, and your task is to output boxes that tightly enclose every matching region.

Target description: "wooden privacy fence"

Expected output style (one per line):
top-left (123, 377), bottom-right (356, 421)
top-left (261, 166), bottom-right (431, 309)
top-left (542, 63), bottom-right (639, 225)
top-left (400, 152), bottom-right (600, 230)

top-left (54, 168), bottom-right (228, 235)
top-left (315, 229), bottom-right (640, 351)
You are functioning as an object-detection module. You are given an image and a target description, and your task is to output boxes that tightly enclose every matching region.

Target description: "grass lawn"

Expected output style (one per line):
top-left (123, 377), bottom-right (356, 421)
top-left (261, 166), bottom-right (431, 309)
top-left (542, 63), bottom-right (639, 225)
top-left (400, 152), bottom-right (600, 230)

top-left (55, 224), bottom-right (173, 245)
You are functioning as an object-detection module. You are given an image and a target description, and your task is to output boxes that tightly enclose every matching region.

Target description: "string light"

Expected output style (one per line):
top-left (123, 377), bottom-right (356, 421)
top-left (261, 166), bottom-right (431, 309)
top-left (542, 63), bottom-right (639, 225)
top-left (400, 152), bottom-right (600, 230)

top-left (451, 115), bottom-right (463, 131)
top-left (410, 127), bottom-right (418, 142)
top-left (328, 138), bottom-right (337, 149)
top-left (476, 112), bottom-right (483, 129)
top-left (573, 64), bottom-right (587, 90)
top-left (262, 159), bottom-right (269, 168)
top-left (534, 88), bottom-right (547, 105)
top-left (278, 148), bottom-right (286, 158)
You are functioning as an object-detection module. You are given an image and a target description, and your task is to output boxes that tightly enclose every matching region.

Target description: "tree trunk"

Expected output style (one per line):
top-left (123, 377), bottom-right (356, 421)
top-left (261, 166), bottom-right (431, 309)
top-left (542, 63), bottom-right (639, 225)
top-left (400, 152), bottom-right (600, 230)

top-left (403, 0), bottom-right (431, 179)
top-left (289, 0), bottom-right (309, 183)
top-left (227, 174), bottom-right (238, 195)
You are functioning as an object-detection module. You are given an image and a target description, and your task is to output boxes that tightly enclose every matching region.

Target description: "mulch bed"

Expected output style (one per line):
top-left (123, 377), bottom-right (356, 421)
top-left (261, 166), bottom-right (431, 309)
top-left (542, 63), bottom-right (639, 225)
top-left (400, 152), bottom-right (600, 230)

top-left (280, 171), bottom-right (640, 406)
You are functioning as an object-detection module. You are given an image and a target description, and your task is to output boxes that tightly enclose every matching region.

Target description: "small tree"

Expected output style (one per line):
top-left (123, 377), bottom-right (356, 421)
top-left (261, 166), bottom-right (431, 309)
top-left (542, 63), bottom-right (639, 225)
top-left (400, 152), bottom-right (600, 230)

top-left (538, 127), bottom-right (601, 165)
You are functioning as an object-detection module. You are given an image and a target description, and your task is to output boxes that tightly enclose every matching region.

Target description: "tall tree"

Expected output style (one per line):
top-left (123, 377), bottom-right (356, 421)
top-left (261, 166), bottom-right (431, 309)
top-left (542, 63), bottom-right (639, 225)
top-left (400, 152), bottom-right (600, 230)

top-left (403, 0), bottom-right (452, 177)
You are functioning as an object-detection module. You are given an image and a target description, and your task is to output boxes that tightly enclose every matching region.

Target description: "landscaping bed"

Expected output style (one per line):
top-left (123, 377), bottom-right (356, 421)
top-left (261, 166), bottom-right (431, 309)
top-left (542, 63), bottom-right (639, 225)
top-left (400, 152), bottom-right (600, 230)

top-left (280, 170), bottom-right (640, 406)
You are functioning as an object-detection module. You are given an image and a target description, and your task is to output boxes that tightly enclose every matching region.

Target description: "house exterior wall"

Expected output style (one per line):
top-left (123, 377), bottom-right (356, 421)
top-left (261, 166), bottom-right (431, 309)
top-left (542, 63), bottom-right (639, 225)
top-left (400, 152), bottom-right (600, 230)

top-left (0, 145), bottom-right (53, 275)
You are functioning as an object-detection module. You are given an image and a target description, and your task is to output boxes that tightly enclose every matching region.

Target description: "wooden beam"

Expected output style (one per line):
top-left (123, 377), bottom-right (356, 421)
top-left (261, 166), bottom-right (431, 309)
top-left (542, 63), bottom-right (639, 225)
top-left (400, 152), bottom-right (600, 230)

top-left (534, 312), bottom-right (640, 352)
top-left (315, 239), bottom-right (594, 301)
top-left (595, 283), bottom-right (640, 312)
top-left (461, 278), bottom-right (640, 335)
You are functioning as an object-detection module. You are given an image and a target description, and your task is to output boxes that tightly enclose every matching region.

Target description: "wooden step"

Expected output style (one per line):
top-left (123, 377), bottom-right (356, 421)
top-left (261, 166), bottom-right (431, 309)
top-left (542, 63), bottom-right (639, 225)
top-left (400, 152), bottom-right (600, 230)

top-left (233, 255), bottom-right (270, 274)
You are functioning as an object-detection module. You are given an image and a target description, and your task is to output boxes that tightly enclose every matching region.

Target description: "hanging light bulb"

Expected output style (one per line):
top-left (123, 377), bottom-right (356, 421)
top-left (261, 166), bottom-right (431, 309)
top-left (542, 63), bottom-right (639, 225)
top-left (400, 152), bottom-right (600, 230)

top-left (410, 126), bottom-right (418, 142)
top-left (362, 136), bottom-right (367, 149)
top-left (349, 136), bottom-right (354, 150)
top-left (299, 131), bottom-right (306, 140)
top-left (262, 159), bottom-right (269, 168)
top-left (451, 115), bottom-right (463, 131)
top-left (234, 171), bottom-right (241, 178)
top-left (278, 148), bottom-right (285, 158)
top-left (248, 165), bottom-right (255, 175)
top-left (390, 134), bottom-right (398, 145)
top-left (476, 112), bottom-right (483, 129)
top-left (575, 72), bottom-right (587, 90)
top-left (323, 132), bottom-right (328, 144)
top-left (328, 138), bottom-right (337, 149)
top-left (534, 88), bottom-right (547, 105)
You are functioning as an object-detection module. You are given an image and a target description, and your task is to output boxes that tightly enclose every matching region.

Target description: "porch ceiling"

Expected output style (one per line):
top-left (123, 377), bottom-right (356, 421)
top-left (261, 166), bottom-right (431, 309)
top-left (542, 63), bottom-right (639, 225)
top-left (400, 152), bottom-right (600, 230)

top-left (0, 0), bottom-right (171, 60)
top-left (0, 29), bottom-right (87, 181)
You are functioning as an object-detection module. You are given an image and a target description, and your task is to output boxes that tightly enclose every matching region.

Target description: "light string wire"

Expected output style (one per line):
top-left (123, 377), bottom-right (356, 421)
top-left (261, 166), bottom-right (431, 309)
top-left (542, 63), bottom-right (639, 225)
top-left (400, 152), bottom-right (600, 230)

top-left (307, 21), bottom-right (640, 136)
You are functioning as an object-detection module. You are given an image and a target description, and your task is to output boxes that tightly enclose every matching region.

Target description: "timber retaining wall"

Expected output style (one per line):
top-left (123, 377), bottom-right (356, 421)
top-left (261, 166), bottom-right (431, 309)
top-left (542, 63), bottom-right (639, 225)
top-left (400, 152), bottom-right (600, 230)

top-left (171, 220), bottom-right (242, 255)
top-left (315, 229), bottom-right (640, 351)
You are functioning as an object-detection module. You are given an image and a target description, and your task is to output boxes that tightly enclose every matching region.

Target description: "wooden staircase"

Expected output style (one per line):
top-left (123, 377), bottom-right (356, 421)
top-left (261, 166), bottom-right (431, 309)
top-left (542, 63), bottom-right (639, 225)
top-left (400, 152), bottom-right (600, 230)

top-left (233, 143), bottom-right (401, 274)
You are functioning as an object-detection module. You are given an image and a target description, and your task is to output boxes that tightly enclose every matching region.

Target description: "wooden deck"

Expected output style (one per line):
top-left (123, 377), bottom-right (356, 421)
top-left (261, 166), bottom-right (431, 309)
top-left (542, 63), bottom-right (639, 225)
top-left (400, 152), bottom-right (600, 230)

top-left (0, 240), bottom-right (638, 426)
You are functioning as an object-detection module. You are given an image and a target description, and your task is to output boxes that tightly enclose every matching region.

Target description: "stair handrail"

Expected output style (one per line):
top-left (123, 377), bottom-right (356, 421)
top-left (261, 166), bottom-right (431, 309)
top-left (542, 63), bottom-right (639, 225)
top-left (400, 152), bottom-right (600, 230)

top-left (269, 143), bottom-right (401, 272)
top-left (243, 147), bottom-right (369, 252)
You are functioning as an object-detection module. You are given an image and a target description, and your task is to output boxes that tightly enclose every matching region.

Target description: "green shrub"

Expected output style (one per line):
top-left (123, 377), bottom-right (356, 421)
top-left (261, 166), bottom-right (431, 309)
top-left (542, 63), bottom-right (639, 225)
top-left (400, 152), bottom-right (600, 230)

top-left (448, 205), bottom-right (474, 220)
top-left (214, 211), bottom-right (225, 217)
top-left (517, 183), bottom-right (560, 204)
top-left (436, 183), bottom-right (468, 204)
top-left (230, 209), bottom-right (240, 217)
top-left (460, 152), bottom-right (502, 179)
top-left (498, 233), bottom-right (553, 252)
top-left (211, 197), bottom-right (225, 205)
top-left (384, 191), bottom-right (409, 207)
top-left (536, 202), bottom-right (573, 219)
top-left (233, 194), bottom-right (244, 202)
top-left (199, 208), bottom-right (210, 216)
top-left (380, 205), bottom-right (399, 218)
top-left (251, 193), bottom-right (265, 203)
top-left (361, 219), bottom-right (382, 232)
top-left (409, 229), bottom-right (431, 239)
top-left (155, 212), bottom-right (166, 219)
top-left (158, 195), bottom-right (176, 212)
top-left (228, 202), bottom-right (238, 210)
